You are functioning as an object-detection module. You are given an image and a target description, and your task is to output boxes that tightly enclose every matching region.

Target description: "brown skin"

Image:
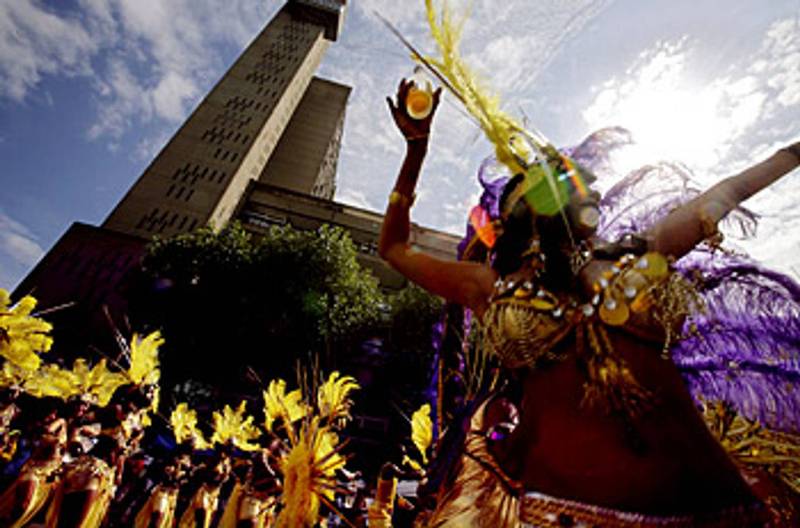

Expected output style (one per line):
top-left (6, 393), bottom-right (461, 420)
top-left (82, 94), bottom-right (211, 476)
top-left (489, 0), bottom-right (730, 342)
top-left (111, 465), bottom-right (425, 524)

top-left (380, 80), bottom-right (800, 514)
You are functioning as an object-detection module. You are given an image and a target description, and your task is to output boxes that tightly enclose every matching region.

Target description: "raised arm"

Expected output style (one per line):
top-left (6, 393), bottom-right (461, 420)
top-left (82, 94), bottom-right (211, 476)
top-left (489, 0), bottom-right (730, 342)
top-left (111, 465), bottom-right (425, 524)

top-left (646, 143), bottom-right (800, 259)
top-left (378, 80), bottom-right (495, 314)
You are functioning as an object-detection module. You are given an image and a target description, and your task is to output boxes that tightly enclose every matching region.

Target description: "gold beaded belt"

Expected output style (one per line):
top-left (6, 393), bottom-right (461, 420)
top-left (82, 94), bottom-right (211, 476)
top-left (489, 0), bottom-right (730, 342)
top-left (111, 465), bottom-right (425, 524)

top-left (519, 491), bottom-right (769, 527)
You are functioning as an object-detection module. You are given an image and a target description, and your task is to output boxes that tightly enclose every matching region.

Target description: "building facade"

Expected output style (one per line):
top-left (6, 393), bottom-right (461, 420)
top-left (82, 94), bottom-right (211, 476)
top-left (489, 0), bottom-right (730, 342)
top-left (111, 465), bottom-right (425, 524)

top-left (13, 0), bottom-right (459, 352)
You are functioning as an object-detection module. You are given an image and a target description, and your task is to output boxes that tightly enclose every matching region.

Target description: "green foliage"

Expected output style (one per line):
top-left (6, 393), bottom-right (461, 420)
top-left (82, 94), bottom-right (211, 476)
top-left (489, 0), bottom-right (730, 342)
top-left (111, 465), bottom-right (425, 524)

top-left (384, 284), bottom-right (444, 400)
top-left (388, 284), bottom-right (444, 356)
top-left (131, 223), bottom-right (385, 389)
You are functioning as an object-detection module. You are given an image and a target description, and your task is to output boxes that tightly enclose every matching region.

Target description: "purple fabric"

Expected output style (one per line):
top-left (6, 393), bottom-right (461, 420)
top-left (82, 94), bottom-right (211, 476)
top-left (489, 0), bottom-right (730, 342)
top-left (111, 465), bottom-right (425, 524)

top-left (459, 127), bottom-right (800, 433)
top-left (426, 316), bottom-right (447, 442)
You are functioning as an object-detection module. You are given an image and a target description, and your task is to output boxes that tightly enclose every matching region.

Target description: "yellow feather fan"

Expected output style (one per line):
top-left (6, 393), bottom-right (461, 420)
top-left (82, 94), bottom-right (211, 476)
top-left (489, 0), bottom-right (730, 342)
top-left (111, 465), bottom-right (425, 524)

top-left (411, 403), bottom-right (433, 465)
top-left (0, 289), bottom-right (53, 372)
top-left (422, 0), bottom-right (532, 176)
top-left (170, 402), bottom-right (210, 449)
top-left (276, 417), bottom-right (346, 528)
top-left (263, 378), bottom-right (308, 434)
top-left (211, 401), bottom-right (261, 451)
top-left (317, 371), bottom-right (359, 423)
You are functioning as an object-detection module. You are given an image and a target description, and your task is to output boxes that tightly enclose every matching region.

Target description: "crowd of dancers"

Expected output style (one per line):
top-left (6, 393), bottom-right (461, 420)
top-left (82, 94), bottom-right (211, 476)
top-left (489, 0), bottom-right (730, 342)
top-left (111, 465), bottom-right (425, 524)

top-left (0, 288), bottom-right (435, 527)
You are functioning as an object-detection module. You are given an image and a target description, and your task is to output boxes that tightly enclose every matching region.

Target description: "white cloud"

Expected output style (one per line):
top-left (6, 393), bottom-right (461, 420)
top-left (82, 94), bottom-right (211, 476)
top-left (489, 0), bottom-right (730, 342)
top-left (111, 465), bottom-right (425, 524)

top-left (582, 16), bottom-right (800, 276)
top-left (0, 209), bottom-right (44, 289)
top-left (0, 0), bottom-right (273, 143)
top-left (0, 0), bottom-right (96, 101)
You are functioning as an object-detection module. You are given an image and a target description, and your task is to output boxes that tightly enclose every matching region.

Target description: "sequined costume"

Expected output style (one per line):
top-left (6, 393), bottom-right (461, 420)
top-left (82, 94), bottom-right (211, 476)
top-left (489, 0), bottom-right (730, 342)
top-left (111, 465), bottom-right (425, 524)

top-left (178, 483), bottom-right (222, 528)
top-left (134, 484), bottom-right (180, 528)
top-left (219, 481), bottom-right (277, 528)
top-left (0, 417), bottom-right (66, 528)
top-left (45, 454), bottom-right (117, 528)
top-left (483, 250), bottom-right (699, 419)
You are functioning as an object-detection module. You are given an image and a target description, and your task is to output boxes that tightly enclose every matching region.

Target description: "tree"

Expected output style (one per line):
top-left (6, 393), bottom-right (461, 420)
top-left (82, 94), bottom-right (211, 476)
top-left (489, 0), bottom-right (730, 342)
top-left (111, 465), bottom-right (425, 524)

top-left (384, 284), bottom-right (444, 406)
top-left (129, 223), bottom-right (385, 398)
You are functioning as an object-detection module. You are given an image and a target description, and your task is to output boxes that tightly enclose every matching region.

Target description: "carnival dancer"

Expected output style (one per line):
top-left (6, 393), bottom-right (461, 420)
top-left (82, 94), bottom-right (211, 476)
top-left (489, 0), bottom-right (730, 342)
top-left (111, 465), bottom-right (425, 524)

top-left (180, 401), bottom-right (261, 528)
top-left (379, 4), bottom-right (800, 525)
top-left (0, 386), bottom-right (22, 462)
top-left (219, 449), bottom-right (280, 528)
top-left (134, 448), bottom-right (191, 528)
top-left (135, 403), bottom-right (202, 528)
top-left (178, 447), bottom-right (233, 528)
top-left (0, 398), bottom-right (66, 527)
top-left (45, 434), bottom-right (121, 528)
top-left (366, 463), bottom-right (404, 528)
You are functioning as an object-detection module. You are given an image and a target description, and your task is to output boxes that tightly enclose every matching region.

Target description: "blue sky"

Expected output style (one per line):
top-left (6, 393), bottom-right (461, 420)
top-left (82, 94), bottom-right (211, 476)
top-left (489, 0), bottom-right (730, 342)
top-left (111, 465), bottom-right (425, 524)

top-left (1, 0), bottom-right (799, 289)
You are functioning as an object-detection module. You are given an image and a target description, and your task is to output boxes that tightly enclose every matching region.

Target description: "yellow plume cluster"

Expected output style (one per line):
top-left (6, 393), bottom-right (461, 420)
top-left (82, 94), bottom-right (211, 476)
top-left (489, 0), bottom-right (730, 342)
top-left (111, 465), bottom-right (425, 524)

top-left (24, 359), bottom-right (128, 406)
top-left (411, 403), bottom-right (433, 464)
top-left (128, 332), bottom-right (163, 386)
top-left (276, 418), bottom-right (346, 528)
top-left (0, 289), bottom-right (53, 372)
top-left (266, 371), bottom-right (357, 527)
top-left (263, 379), bottom-right (308, 433)
top-left (423, 0), bottom-right (531, 175)
top-left (211, 401), bottom-right (261, 451)
top-left (170, 402), bottom-right (210, 449)
top-left (317, 371), bottom-right (359, 422)
top-left (0, 287), bottom-right (163, 409)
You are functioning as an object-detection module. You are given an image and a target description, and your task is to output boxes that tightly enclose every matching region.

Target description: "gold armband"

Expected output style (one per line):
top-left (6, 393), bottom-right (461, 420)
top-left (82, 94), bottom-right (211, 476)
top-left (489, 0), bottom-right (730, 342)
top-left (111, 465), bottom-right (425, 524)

top-left (389, 190), bottom-right (416, 208)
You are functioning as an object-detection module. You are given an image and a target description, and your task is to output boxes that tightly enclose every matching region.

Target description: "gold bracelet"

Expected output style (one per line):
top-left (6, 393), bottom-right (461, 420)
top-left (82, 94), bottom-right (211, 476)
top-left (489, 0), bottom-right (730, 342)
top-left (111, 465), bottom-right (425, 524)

top-left (389, 190), bottom-right (416, 208)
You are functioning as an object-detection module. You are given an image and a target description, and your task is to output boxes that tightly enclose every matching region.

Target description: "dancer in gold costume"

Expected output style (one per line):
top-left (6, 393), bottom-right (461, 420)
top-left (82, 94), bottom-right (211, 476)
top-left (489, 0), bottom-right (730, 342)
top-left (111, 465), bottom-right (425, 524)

top-left (45, 434), bottom-right (120, 528)
top-left (178, 449), bottom-right (232, 528)
top-left (134, 449), bottom-right (191, 528)
top-left (219, 450), bottom-right (279, 528)
top-left (0, 401), bottom-right (66, 528)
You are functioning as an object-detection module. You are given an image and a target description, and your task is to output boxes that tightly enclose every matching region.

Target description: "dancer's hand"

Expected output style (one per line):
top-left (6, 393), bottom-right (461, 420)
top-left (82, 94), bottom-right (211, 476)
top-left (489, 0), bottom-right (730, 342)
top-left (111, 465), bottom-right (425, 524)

top-left (386, 79), bottom-right (442, 142)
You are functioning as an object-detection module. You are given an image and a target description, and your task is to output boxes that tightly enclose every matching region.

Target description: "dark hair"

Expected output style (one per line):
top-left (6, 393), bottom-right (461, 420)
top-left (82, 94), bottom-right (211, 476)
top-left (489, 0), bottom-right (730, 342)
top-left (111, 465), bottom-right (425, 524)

top-left (491, 174), bottom-right (580, 287)
top-left (492, 174), bottom-right (538, 277)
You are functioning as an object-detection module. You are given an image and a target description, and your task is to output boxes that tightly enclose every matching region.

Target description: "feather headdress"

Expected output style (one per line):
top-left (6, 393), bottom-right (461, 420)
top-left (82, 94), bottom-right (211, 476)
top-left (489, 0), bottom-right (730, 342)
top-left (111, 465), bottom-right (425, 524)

top-left (276, 417), bottom-right (347, 528)
top-left (0, 289), bottom-right (53, 372)
top-left (22, 359), bottom-right (128, 405)
top-left (421, 0), bottom-right (531, 176)
top-left (411, 403), bottom-right (433, 465)
top-left (263, 378), bottom-right (308, 434)
top-left (127, 331), bottom-right (163, 386)
top-left (170, 402), bottom-right (210, 449)
top-left (317, 371), bottom-right (359, 423)
top-left (211, 401), bottom-right (261, 451)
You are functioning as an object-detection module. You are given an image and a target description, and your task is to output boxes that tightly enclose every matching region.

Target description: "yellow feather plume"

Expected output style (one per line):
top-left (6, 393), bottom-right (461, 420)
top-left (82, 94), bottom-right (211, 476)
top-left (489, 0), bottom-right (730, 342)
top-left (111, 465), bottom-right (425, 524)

top-left (263, 378), bottom-right (308, 433)
top-left (170, 402), bottom-right (210, 449)
top-left (0, 362), bottom-right (24, 388)
top-left (128, 331), bottom-right (163, 385)
top-left (21, 358), bottom-right (127, 405)
top-left (276, 418), bottom-right (346, 528)
top-left (211, 401), bottom-right (261, 451)
top-left (0, 289), bottom-right (53, 372)
top-left (317, 371), bottom-right (359, 422)
top-left (423, 0), bottom-right (531, 175)
top-left (411, 403), bottom-right (433, 464)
